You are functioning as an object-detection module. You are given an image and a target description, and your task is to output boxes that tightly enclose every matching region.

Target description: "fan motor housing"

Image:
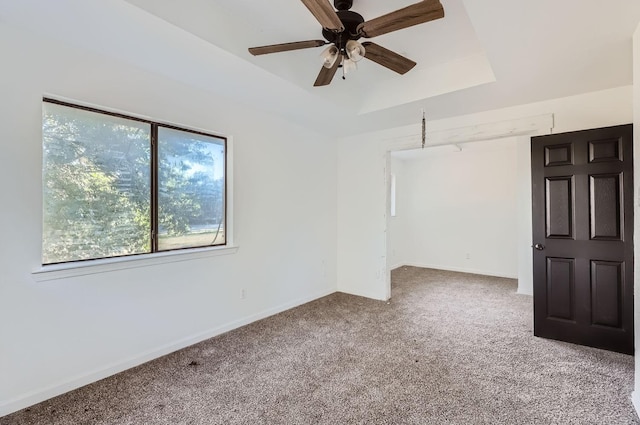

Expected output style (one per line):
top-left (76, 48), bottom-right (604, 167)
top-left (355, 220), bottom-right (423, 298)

top-left (334, 0), bottom-right (353, 10)
top-left (322, 10), bottom-right (364, 48)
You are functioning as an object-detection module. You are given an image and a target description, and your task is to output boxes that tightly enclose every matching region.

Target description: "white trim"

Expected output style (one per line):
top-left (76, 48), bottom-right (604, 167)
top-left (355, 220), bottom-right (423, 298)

top-left (42, 93), bottom-right (230, 139)
top-left (0, 287), bottom-right (335, 417)
top-left (399, 263), bottom-right (518, 280)
top-left (225, 135), bottom-right (235, 246)
top-left (32, 245), bottom-right (239, 282)
top-left (516, 288), bottom-right (534, 296)
top-left (632, 391), bottom-right (640, 419)
top-left (390, 173), bottom-right (397, 217)
top-left (338, 288), bottom-right (389, 302)
top-left (385, 113), bottom-right (555, 151)
top-left (388, 263), bottom-right (405, 271)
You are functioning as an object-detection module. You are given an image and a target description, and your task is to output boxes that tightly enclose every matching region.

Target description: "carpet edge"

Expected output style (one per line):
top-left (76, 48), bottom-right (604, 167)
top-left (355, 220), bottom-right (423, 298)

top-left (0, 287), bottom-right (336, 418)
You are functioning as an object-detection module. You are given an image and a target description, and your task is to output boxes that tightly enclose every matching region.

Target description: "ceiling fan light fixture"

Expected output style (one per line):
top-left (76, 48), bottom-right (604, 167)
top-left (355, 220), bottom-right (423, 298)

top-left (345, 39), bottom-right (366, 62)
top-left (343, 57), bottom-right (358, 75)
top-left (321, 45), bottom-right (340, 68)
top-left (248, 0), bottom-right (446, 87)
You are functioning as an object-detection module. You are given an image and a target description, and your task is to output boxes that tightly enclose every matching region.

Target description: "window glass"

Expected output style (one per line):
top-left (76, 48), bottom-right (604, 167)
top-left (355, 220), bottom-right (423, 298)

top-left (157, 127), bottom-right (225, 250)
top-left (42, 100), bottom-right (227, 264)
top-left (42, 102), bottom-right (151, 263)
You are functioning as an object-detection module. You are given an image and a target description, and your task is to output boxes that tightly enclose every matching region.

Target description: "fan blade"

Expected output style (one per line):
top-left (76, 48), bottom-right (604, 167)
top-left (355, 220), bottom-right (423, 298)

top-left (300, 0), bottom-right (344, 32)
top-left (314, 55), bottom-right (342, 86)
top-left (357, 0), bottom-right (444, 38)
top-left (362, 42), bottom-right (416, 75)
top-left (249, 40), bottom-right (327, 56)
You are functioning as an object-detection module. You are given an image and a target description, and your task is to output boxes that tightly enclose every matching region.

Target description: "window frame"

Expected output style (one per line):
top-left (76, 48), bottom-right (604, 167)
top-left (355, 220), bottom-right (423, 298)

top-left (40, 97), bottom-right (230, 267)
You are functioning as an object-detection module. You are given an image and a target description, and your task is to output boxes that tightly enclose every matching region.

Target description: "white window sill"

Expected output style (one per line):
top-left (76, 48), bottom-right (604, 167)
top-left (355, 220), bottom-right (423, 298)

top-left (32, 245), bottom-right (239, 282)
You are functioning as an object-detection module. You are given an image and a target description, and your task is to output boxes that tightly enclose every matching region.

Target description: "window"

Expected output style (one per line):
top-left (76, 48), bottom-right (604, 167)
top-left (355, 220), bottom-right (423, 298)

top-left (42, 99), bottom-right (226, 265)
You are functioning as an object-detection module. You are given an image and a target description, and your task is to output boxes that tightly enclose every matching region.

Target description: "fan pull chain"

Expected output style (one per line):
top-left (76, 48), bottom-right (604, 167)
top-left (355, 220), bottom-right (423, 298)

top-left (339, 33), bottom-right (346, 81)
top-left (422, 109), bottom-right (426, 149)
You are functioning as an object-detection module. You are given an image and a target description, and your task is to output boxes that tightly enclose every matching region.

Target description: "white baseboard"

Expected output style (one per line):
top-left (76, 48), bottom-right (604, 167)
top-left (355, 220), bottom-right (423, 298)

top-left (0, 288), bottom-right (335, 418)
top-left (516, 288), bottom-right (534, 296)
top-left (388, 263), bottom-right (405, 271)
top-left (632, 391), bottom-right (640, 419)
top-left (338, 288), bottom-right (389, 301)
top-left (397, 262), bottom-right (518, 280)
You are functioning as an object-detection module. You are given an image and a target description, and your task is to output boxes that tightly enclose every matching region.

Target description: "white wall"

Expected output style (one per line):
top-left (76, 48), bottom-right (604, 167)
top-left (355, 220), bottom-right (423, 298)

top-left (632, 21), bottom-right (640, 416)
top-left (337, 137), bottom-right (390, 300)
top-left (337, 86), bottom-right (633, 301)
top-left (389, 139), bottom-right (519, 278)
top-left (387, 158), bottom-right (407, 270)
top-left (515, 137), bottom-right (534, 295)
top-left (0, 24), bottom-right (337, 415)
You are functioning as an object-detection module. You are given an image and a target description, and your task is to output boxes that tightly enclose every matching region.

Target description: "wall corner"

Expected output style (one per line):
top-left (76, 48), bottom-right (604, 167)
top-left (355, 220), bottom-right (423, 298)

top-left (632, 19), bottom-right (640, 420)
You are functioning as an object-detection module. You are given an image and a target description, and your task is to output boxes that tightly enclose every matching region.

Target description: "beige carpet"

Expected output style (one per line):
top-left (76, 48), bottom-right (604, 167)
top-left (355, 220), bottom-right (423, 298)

top-left (2, 267), bottom-right (637, 424)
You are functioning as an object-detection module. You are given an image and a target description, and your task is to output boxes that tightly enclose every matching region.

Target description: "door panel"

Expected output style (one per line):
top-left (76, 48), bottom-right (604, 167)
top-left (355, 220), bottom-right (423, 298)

top-left (589, 138), bottom-right (622, 163)
top-left (590, 260), bottom-right (623, 328)
top-left (545, 143), bottom-right (573, 166)
top-left (545, 177), bottom-right (574, 238)
top-left (532, 124), bottom-right (633, 354)
top-left (546, 257), bottom-right (575, 321)
top-left (589, 174), bottom-right (622, 240)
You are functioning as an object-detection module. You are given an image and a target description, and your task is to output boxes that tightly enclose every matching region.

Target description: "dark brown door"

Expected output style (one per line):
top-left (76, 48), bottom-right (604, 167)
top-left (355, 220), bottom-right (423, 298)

top-left (531, 124), bottom-right (634, 354)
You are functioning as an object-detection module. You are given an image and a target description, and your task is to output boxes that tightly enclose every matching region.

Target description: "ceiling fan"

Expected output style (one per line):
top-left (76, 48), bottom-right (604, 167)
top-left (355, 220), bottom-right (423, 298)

top-left (248, 0), bottom-right (445, 87)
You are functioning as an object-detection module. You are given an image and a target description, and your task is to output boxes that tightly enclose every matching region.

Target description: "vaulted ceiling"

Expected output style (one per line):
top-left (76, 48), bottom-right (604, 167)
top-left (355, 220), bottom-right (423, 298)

top-left (126, 0), bottom-right (494, 114)
top-left (2, 0), bottom-right (640, 136)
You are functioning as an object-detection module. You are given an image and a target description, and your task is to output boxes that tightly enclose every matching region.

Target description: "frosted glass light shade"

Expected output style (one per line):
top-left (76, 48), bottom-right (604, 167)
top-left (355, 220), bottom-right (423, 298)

top-left (343, 58), bottom-right (358, 74)
top-left (321, 45), bottom-right (339, 68)
top-left (345, 40), bottom-right (366, 62)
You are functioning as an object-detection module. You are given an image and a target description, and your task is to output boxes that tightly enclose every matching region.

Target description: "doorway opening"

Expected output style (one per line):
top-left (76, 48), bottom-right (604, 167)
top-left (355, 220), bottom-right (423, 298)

top-left (385, 137), bottom-right (533, 297)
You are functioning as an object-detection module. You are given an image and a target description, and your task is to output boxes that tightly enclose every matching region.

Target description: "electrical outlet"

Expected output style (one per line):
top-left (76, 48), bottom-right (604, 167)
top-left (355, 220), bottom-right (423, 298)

top-left (240, 288), bottom-right (246, 299)
top-left (465, 253), bottom-right (470, 260)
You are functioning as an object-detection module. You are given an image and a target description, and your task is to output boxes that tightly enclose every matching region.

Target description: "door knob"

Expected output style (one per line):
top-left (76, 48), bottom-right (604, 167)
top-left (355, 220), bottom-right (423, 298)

top-left (534, 243), bottom-right (545, 250)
